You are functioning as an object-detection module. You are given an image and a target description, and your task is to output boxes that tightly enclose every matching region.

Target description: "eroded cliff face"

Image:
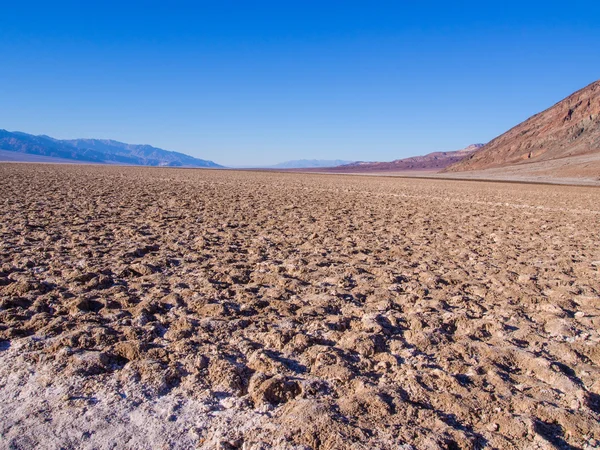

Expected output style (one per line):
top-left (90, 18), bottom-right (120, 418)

top-left (446, 79), bottom-right (600, 172)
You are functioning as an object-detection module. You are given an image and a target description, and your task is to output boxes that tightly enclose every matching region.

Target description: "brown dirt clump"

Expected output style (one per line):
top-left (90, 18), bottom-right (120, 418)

top-left (1, 163), bottom-right (599, 449)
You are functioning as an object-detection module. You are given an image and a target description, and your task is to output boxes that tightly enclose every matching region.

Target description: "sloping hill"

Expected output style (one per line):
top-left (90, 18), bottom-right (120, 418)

top-left (446, 79), bottom-right (600, 172)
top-left (308, 144), bottom-right (483, 173)
top-left (0, 130), bottom-right (222, 167)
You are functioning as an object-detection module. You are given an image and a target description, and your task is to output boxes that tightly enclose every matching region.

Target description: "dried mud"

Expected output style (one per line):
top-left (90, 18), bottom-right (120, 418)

top-left (1, 164), bottom-right (599, 450)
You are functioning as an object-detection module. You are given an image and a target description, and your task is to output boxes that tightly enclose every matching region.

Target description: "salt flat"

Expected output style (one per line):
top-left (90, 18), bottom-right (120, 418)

top-left (1, 164), bottom-right (599, 449)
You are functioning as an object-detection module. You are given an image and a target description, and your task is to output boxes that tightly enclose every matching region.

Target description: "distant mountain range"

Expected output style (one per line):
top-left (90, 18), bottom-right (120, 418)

top-left (270, 159), bottom-right (354, 169)
top-left (446, 79), bottom-right (600, 173)
top-left (0, 130), bottom-right (222, 168)
top-left (304, 144), bottom-right (484, 173)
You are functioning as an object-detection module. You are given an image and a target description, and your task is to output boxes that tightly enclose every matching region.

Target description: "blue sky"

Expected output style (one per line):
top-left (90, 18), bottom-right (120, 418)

top-left (1, 1), bottom-right (599, 166)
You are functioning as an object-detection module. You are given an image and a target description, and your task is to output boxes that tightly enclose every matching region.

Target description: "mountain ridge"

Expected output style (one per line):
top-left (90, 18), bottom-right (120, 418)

top-left (0, 130), bottom-right (222, 168)
top-left (304, 144), bottom-right (484, 173)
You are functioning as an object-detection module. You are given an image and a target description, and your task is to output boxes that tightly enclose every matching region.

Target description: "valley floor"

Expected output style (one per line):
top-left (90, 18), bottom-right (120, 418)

top-left (1, 164), bottom-right (599, 449)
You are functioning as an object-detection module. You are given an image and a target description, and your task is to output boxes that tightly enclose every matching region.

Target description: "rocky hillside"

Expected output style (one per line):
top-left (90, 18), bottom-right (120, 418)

top-left (310, 144), bottom-right (483, 173)
top-left (446, 79), bottom-right (600, 172)
top-left (0, 130), bottom-right (222, 168)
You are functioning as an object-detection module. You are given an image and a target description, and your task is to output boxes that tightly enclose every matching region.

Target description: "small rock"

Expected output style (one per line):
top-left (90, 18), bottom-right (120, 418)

top-left (72, 272), bottom-right (97, 284)
top-left (487, 423), bottom-right (500, 432)
top-left (249, 374), bottom-right (302, 406)
top-left (70, 351), bottom-right (111, 375)
top-left (69, 297), bottom-right (90, 313)
top-left (208, 359), bottom-right (247, 395)
top-left (3, 280), bottom-right (36, 296)
top-left (198, 303), bottom-right (228, 318)
top-left (113, 341), bottom-right (144, 361)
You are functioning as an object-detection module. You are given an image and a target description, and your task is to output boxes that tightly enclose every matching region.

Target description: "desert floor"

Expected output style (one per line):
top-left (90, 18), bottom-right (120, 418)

top-left (1, 164), bottom-right (599, 450)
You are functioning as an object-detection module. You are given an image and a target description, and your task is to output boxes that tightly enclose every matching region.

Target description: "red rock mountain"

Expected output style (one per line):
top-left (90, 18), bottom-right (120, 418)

top-left (446, 79), bottom-right (600, 172)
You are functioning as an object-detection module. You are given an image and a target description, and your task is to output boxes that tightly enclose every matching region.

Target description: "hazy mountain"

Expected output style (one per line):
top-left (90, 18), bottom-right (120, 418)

top-left (446, 79), bottom-right (600, 172)
top-left (305, 145), bottom-right (484, 173)
top-left (270, 159), bottom-right (354, 169)
top-left (0, 130), bottom-right (222, 168)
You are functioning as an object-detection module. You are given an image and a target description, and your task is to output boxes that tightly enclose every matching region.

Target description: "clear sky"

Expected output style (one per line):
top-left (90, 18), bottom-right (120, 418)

top-left (1, 1), bottom-right (599, 166)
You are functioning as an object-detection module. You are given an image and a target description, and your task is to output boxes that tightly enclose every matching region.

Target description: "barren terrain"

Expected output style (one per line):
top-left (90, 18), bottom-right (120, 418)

top-left (1, 164), bottom-right (599, 449)
top-left (446, 79), bottom-right (600, 173)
